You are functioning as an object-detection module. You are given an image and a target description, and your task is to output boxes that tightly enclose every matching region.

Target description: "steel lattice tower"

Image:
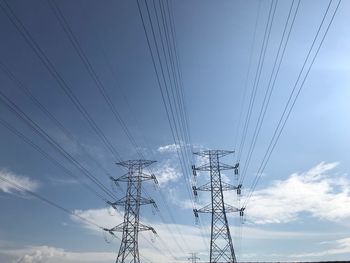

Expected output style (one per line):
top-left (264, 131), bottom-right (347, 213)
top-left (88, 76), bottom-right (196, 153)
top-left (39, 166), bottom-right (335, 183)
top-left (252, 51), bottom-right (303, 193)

top-left (188, 253), bottom-right (200, 263)
top-left (104, 160), bottom-right (158, 263)
top-left (192, 150), bottom-right (241, 263)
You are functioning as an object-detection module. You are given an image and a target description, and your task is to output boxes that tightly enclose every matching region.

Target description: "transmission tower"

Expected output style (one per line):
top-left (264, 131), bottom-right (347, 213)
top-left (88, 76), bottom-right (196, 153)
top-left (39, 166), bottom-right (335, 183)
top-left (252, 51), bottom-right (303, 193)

top-left (188, 253), bottom-right (200, 263)
top-left (104, 160), bottom-right (158, 263)
top-left (192, 150), bottom-right (242, 263)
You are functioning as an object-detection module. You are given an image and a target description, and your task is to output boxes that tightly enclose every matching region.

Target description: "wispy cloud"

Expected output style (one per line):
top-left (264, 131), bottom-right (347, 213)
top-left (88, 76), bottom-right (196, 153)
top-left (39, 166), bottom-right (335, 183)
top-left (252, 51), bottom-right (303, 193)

top-left (1, 245), bottom-right (114, 263)
top-left (156, 162), bottom-right (182, 186)
top-left (49, 177), bottom-right (79, 186)
top-left (167, 188), bottom-right (196, 210)
top-left (71, 207), bottom-right (209, 262)
top-left (72, 208), bottom-right (122, 232)
top-left (245, 162), bottom-right (350, 224)
top-left (0, 169), bottom-right (39, 195)
top-left (45, 161), bottom-right (350, 262)
top-left (291, 237), bottom-right (350, 258)
top-left (157, 143), bottom-right (180, 153)
top-left (237, 226), bottom-right (342, 240)
top-left (69, 206), bottom-right (343, 262)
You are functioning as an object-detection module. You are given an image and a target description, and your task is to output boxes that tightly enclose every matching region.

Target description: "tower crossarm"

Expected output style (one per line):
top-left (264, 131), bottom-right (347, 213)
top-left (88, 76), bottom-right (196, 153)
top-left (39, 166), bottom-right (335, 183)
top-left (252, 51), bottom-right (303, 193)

top-left (188, 253), bottom-right (200, 263)
top-left (104, 223), bottom-right (156, 234)
top-left (195, 182), bottom-right (211, 191)
top-left (218, 162), bottom-right (236, 170)
top-left (104, 222), bottom-right (124, 233)
top-left (112, 173), bottom-right (157, 183)
top-left (224, 204), bottom-right (240, 213)
top-left (196, 203), bottom-right (213, 213)
top-left (221, 182), bottom-right (239, 191)
top-left (193, 163), bottom-right (212, 171)
top-left (194, 204), bottom-right (240, 214)
top-left (193, 162), bottom-right (236, 171)
top-left (116, 159), bottom-right (156, 168)
top-left (195, 182), bottom-right (239, 192)
top-left (193, 150), bottom-right (234, 158)
top-left (108, 197), bottom-right (156, 207)
top-left (139, 223), bottom-right (157, 234)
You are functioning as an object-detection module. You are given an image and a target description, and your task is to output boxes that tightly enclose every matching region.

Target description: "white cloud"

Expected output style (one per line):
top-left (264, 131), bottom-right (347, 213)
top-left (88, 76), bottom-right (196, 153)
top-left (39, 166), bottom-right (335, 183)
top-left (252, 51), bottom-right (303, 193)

top-left (67, 196), bottom-right (349, 263)
top-left (0, 169), bottom-right (39, 195)
top-left (291, 237), bottom-right (350, 258)
top-left (70, 207), bottom-right (209, 262)
top-left (72, 208), bottom-right (122, 232)
top-left (70, 206), bottom-right (342, 262)
top-left (14, 246), bottom-right (63, 263)
top-left (156, 162), bottom-right (182, 186)
top-left (1, 246), bottom-right (114, 263)
top-left (157, 144), bottom-right (180, 153)
top-left (245, 162), bottom-right (350, 224)
top-left (237, 225), bottom-right (340, 240)
top-left (15, 161), bottom-right (345, 262)
top-left (167, 189), bottom-right (196, 210)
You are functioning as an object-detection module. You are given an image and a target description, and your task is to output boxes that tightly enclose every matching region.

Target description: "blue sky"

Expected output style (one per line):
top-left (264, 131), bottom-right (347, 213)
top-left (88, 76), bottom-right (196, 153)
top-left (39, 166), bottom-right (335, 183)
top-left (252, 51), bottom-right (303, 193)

top-left (1, 0), bottom-right (350, 262)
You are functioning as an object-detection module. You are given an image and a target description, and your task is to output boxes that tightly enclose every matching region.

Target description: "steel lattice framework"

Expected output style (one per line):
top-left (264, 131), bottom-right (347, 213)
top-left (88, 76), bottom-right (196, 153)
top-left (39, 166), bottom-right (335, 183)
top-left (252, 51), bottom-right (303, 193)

top-left (104, 160), bottom-right (158, 263)
top-left (192, 150), bottom-right (241, 263)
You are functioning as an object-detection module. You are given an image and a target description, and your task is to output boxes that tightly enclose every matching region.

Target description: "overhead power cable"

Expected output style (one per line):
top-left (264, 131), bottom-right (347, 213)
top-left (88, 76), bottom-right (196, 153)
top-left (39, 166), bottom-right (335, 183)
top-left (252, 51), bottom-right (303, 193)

top-left (163, 0), bottom-right (194, 159)
top-left (243, 0), bottom-right (341, 209)
top-left (156, 0), bottom-right (193, 165)
top-left (48, 0), bottom-right (140, 156)
top-left (139, 0), bottom-right (197, 219)
top-left (236, 0), bottom-right (277, 163)
top-left (151, 0), bottom-right (200, 249)
top-left (0, 174), bottom-right (154, 263)
top-left (137, 0), bottom-right (191, 210)
top-left (48, 0), bottom-right (195, 255)
top-left (0, 118), bottom-right (108, 202)
top-left (0, 60), bottom-right (114, 180)
top-left (0, 0), bottom-right (123, 162)
top-left (233, 0), bottom-right (262, 162)
top-left (0, 90), bottom-right (117, 201)
top-left (240, 0), bottom-right (301, 185)
top-left (137, 0), bottom-right (208, 250)
top-left (0, 174), bottom-right (103, 229)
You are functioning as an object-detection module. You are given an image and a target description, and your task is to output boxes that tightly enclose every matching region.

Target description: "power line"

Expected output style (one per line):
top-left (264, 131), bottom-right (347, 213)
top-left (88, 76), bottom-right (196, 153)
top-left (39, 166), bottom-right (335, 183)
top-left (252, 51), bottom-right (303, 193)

top-left (163, 0), bottom-right (193, 155)
top-left (0, 60), bottom-right (115, 181)
top-left (47, 0), bottom-right (197, 254)
top-left (48, 0), bottom-right (141, 157)
top-left (137, 0), bottom-right (191, 207)
top-left (150, 0), bottom-right (199, 250)
top-left (1, 0), bottom-right (193, 257)
top-left (0, 117), bottom-right (108, 202)
top-left (142, 0), bottom-right (193, 196)
top-left (47, 3), bottom-right (191, 253)
top-left (239, 0), bottom-right (301, 185)
top-left (236, 0), bottom-right (277, 163)
top-left (165, 0), bottom-right (195, 163)
top-left (156, 0), bottom-right (193, 166)
top-left (137, 0), bottom-right (208, 251)
top-left (0, 90), bottom-right (117, 201)
top-left (0, 0), bottom-right (123, 162)
top-left (233, 0), bottom-right (262, 164)
top-left (0, 174), bottom-right (104, 230)
top-left (243, 0), bottom-right (341, 209)
top-left (0, 174), bottom-right (154, 263)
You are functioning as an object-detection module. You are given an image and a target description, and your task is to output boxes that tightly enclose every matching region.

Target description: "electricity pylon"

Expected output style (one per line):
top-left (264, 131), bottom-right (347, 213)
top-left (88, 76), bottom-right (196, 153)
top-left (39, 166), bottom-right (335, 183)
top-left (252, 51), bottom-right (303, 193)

top-left (104, 160), bottom-right (158, 263)
top-left (192, 150), bottom-right (242, 263)
top-left (188, 253), bottom-right (200, 263)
